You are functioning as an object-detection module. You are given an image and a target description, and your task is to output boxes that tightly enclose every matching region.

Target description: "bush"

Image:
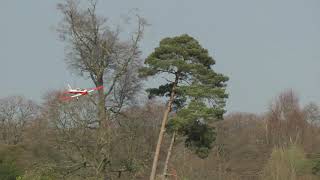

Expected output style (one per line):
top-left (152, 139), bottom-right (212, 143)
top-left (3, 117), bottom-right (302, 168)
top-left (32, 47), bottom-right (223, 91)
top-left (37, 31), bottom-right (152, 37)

top-left (261, 144), bottom-right (313, 180)
top-left (0, 145), bottom-right (24, 180)
top-left (16, 166), bottom-right (57, 180)
top-left (0, 161), bottom-right (21, 180)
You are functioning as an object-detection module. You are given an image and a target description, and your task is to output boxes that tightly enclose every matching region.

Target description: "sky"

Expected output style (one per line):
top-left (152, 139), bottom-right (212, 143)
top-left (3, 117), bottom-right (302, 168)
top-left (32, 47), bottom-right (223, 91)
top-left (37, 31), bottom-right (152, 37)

top-left (0, 0), bottom-right (320, 113)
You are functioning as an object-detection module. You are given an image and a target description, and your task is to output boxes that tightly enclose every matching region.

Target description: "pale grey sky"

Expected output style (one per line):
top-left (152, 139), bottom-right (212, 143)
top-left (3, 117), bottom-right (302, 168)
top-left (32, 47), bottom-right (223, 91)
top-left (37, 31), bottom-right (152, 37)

top-left (1, 0), bottom-right (319, 113)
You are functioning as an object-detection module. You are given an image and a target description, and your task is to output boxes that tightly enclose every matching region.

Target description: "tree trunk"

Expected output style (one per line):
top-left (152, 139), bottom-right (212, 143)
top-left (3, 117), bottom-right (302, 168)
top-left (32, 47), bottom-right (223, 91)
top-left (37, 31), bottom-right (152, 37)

top-left (162, 131), bottom-right (176, 180)
top-left (149, 77), bottom-right (178, 180)
top-left (98, 89), bottom-right (107, 125)
top-left (96, 75), bottom-right (107, 127)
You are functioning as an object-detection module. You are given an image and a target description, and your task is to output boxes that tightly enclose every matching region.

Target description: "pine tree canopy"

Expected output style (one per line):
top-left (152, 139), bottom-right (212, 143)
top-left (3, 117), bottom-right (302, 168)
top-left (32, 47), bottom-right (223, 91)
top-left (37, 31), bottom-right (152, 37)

top-left (140, 34), bottom-right (229, 158)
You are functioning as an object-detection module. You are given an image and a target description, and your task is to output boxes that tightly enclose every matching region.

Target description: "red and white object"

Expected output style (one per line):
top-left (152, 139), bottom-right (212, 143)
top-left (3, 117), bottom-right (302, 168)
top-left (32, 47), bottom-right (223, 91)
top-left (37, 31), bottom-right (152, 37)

top-left (60, 84), bottom-right (103, 101)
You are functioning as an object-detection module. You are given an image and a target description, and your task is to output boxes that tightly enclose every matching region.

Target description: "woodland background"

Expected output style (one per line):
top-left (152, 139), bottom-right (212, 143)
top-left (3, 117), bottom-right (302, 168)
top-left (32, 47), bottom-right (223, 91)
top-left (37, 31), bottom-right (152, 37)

top-left (1, 1), bottom-right (320, 180)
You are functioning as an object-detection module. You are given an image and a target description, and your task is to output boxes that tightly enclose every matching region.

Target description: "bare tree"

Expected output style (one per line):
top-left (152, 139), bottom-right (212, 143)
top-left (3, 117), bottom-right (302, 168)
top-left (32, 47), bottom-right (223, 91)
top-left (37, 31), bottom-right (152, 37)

top-left (0, 96), bottom-right (39, 145)
top-left (57, 0), bottom-right (147, 125)
top-left (55, 1), bottom-right (147, 177)
top-left (266, 89), bottom-right (307, 146)
top-left (43, 92), bottom-right (112, 178)
top-left (42, 91), bottom-right (164, 179)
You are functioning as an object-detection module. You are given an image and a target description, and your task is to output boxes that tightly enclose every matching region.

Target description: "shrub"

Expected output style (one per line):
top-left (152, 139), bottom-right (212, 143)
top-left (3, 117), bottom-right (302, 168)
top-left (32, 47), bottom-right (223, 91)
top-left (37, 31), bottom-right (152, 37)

top-left (0, 161), bottom-right (21, 180)
top-left (261, 144), bottom-right (313, 180)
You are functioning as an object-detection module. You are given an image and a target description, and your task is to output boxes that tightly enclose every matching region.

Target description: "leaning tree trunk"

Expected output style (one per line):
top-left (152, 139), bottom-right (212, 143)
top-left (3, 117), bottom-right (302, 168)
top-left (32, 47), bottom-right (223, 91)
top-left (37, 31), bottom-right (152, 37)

top-left (162, 131), bottom-right (176, 180)
top-left (149, 77), bottom-right (178, 180)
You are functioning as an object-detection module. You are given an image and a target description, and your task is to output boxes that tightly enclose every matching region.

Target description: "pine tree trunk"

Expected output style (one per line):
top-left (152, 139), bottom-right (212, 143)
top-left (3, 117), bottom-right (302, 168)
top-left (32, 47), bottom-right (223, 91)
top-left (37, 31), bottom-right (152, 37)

top-left (149, 77), bottom-right (178, 180)
top-left (162, 131), bottom-right (176, 180)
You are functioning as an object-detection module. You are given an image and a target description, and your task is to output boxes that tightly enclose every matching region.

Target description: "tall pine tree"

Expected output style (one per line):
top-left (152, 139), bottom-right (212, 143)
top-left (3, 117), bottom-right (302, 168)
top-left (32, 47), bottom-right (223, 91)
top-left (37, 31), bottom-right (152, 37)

top-left (140, 34), bottom-right (228, 180)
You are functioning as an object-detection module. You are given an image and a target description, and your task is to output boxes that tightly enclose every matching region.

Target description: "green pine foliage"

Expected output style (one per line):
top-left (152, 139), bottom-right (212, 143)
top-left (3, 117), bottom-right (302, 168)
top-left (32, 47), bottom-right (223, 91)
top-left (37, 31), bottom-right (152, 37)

top-left (140, 34), bottom-right (228, 158)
